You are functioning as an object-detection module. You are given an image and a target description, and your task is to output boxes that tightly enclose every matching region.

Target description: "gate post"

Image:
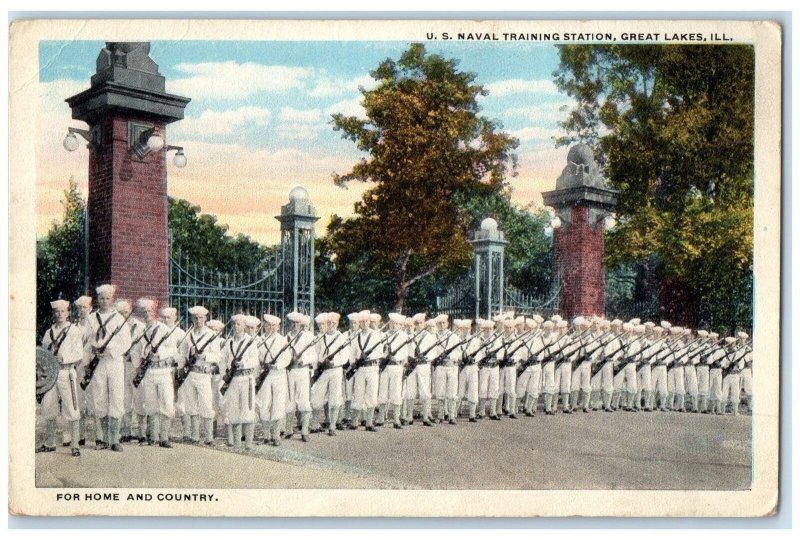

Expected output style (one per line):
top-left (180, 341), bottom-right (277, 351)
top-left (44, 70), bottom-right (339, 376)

top-left (542, 144), bottom-right (618, 319)
top-left (277, 186), bottom-right (319, 320)
top-left (470, 218), bottom-right (507, 320)
top-left (65, 42), bottom-right (190, 306)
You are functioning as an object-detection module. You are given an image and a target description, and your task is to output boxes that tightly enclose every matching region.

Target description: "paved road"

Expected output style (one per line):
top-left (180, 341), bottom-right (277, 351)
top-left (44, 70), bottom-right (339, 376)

top-left (36, 410), bottom-right (751, 490)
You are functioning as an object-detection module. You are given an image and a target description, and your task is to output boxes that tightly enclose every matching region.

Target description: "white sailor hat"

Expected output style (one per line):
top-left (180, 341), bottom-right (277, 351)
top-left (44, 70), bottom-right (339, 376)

top-left (502, 318), bottom-right (516, 328)
top-left (160, 307), bottom-right (177, 319)
top-left (300, 314), bottom-right (311, 326)
top-left (412, 313), bottom-right (427, 324)
top-left (492, 314), bottom-right (505, 323)
top-left (660, 320), bottom-right (672, 329)
top-left (533, 314), bottom-right (544, 324)
top-left (709, 332), bottom-right (719, 339)
top-left (634, 324), bottom-right (646, 334)
top-left (388, 313), bottom-right (405, 324)
top-left (206, 320), bottom-right (224, 332)
top-left (135, 298), bottom-right (157, 312)
top-left (75, 295), bottom-right (92, 308)
top-left (315, 312), bottom-right (329, 324)
top-left (542, 321), bottom-right (555, 330)
top-left (231, 314), bottom-right (247, 324)
top-left (263, 314), bottom-right (281, 326)
top-left (598, 319), bottom-right (611, 329)
top-left (525, 318), bottom-right (539, 329)
top-left (434, 314), bottom-right (449, 323)
top-left (245, 316), bottom-right (260, 328)
top-left (455, 319), bottom-right (472, 329)
top-left (503, 311), bottom-right (515, 320)
top-left (114, 299), bottom-right (131, 312)
top-left (369, 313), bottom-right (382, 323)
top-left (478, 319), bottom-right (495, 329)
top-left (697, 330), bottom-right (709, 337)
top-left (610, 319), bottom-right (623, 327)
top-left (669, 326), bottom-right (683, 335)
top-left (724, 337), bottom-right (737, 345)
top-left (287, 311), bottom-right (304, 323)
top-left (573, 316), bottom-right (589, 326)
top-left (551, 315), bottom-right (563, 323)
top-left (557, 321), bottom-right (568, 329)
top-left (514, 316), bottom-right (526, 326)
top-left (629, 318), bottom-right (641, 325)
top-left (622, 322), bottom-right (633, 332)
top-left (188, 306), bottom-right (209, 317)
top-left (95, 283), bottom-right (116, 296)
top-left (50, 299), bottom-right (70, 310)
top-left (358, 310), bottom-right (371, 321)
top-left (644, 321), bottom-right (656, 329)
top-left (328, 312), bottom-right (341, 323)
top-left (653, 326), bottom-right (665, 334)
top-left (425, 319), bottom-right (438, 328)
top-left (737, 331), bottom-right (749, 339)
top-left (684, 328), bottom-right (693, 335)
top-left (347, 312), bottom-right (360, 323)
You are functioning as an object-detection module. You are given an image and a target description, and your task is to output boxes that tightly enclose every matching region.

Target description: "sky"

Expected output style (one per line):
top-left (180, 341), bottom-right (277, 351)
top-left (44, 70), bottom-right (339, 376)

top-left (37, 40), bottom-right (573, 245)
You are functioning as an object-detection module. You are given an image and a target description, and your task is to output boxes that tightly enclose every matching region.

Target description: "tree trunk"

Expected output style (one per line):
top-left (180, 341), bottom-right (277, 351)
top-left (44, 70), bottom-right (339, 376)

top-left (393, 250), bottom-right (411, 313)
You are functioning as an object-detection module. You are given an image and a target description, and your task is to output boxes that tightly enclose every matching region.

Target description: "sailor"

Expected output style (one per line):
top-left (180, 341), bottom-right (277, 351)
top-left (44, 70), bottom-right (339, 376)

top-left (207, 319), bottom-right (228, 437)
top-left (650, 323), bottom-right (672, 411)
top-left (497, 316), bottom-right (524, 418)
top-left (404, 313), bottom-right (436, 426)
top-left (159, 307), bottom-right (187, 440)
top-left (664, 326), bottom-right (686, 411)
top-left (573, 317), bottom-right (598, 413)
top-left (38, 299), bottom-right (83, 457)
top-left (516, 315), bottom-right (544, 416)
top-left (599, 319), bottom-right (624, 412)
top-left (552, 319), bottom-right (577, 413)
top-left (635, 322), bottom-right (657, 411)
top-left (349, 311), bottom-right (384, 431)
top-left (683, 328), bottom-right (701, 413)
top-left (339, 313), bottom-right (360, 428)
top-left (70, 295), bottom-right (95, 447)
top-left (540, 318), bottom-right (561, 415)
top-left (220, 314), bottom-right (260, 449)
top-left (377, 313), bottom-right (410, 428)
top-left (86, 284), bottom-right (132, 451)
top-left (311, 312), bottom-right (348, 435)
top-left (177, 306), bottom-right (221, 445)
top-left (694, 331), bottom-right (713, 413)
top-left (478, 318), bottom-right (503, 420)
top-left (285, 312), bottom-right (316, 441)
top-left (720, 336), bottom-right (746, 415)
top-left (433, 314), bottom-right (461, 423)
top-left (256, 314), bottom-right (291, 445)
top-left (456, 318), bottom-right (481, 421)
top-left (113, 299), bottom-right (141, 444)
top-left (738, 332), bottom-right (753, 413)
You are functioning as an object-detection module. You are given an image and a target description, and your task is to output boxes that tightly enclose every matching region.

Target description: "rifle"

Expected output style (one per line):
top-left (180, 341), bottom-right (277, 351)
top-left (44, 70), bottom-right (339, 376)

top-left (132, 323), bottom-right (181, 388)
top-left (496, 330), bottom-right (537, 368)
top-left (609, 334), bottom-right (649, 376)
top-left (220, 332), bottom-right (261, 395)
top-left (345, 330), bottom-right (389, 380)
top-left (432, 333), bottom-right (477, 368)
top-left (377, 329), bottom-right (426, 372)
top-left (255, 332), bottom-right (302, 391)
top-left (572, 331), bottom-right (613, 365)
top-left (174, 327), bottom-right (222, 390)
top-left (403, 331), bottom-right (457, 378)
top-left (459, 331), bottom-right (504, 368)
top-left (552, 329), bottom-right (592, 370)
top-left (79, 310), bottom-right (133, 390)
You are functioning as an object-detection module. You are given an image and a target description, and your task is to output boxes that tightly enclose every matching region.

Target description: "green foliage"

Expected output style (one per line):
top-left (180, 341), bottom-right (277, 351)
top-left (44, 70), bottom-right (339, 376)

top-left (328, 43), bottom-right (519, 311)
top-left (168, 197), bottom-right (272, 272)
top-left (554, 44), bottom-right (754, 331)
top-left (36, 177), bottom-right (86, 338)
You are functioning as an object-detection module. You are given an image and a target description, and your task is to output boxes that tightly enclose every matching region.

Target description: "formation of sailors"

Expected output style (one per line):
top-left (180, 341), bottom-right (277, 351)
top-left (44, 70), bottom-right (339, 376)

top-left (37, 284), bottom-right (754, 455)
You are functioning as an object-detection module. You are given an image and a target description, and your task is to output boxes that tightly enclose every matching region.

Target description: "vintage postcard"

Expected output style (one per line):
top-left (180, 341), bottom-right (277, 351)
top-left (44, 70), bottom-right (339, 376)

top-left (8, 18), bottom-right (781, 517)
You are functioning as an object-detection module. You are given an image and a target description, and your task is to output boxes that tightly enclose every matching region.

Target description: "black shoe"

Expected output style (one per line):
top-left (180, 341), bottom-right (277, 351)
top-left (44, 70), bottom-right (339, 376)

top-left (525, 412), bottom-right (534, 417)
top-left (328, 428), bottom-right (336, 436)
top-left (336, 423), bottom-right (344, 430)
top-left (394, 423), bottom-right (403, 429)
top-left (79, 439), bottom-right (86, 446)
top-left (111, 444), bottom-right (123, 452)
top-left (366, 426), bottom-right (377, 432)
top-left (509, 414), bottom-right (517, 419)
top-left (271, 439), bottom-right (280, 446)
top-left (149, 439), bottom-right (158, 446)
top-left (448, 419), bottom-right (457, 425)
top-left (139, 439), bottom-right (149, 446)
top-left (71, 448), bottom-right (81, 457)
top-left (36, 445), bottom-right (55, 453)
top-left (62, 441), bottom-right (71, 447)
top-left (564, 409), bottom-right (573, 414)
top-left (159, 441), bottom-right (173, 449)
top-left (348, 424), bottom-right (358, 430)
top-left (282, 432), bottom-right (293, 439)
top-left (469, 417), bottom-right (478, 423)
top-left (422, 420), bottom-right (433, 427)
top-left (375, 422), bottom-right (384, 427)
top-left (95, 441), bottom-right (109, 450)
top-left (301, 434), bottom-right (309, 443)
top-left (489, 415), bottom-right (501, 421)
top-left (204, 441), bottom-right (214, 446)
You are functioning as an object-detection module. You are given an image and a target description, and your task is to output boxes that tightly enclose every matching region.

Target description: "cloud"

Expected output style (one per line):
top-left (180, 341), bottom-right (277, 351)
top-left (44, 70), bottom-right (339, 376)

top-left (170, 106), bottom-right (272, 141)
top-left (509, 126), bottom-right (563, 143)
top-left (168, 62), bottom-right (314, 100)
top-left (325, 97), bottom-right (366, 119)
top-left (275, 107), bottom-right (326, 140)
top-left (485, 79), bottom-right (560, 97)
top-left (308, 74), bottom-right (375, 98)
top-left (504, 101), bottom-right (573, 124)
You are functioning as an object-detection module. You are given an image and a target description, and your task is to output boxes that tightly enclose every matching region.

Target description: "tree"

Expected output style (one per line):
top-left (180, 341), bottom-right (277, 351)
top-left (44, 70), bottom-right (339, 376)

top-left (36, 177), bottom-right (86, 338)
top-left (329, 43), bottom-right (519, 311)
top-left (554, 44), bottom-right (754, 332)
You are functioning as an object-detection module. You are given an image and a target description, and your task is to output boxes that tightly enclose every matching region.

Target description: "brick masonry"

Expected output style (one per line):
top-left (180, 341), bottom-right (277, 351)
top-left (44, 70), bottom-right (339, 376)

top-left (553, 203), bottom-right (605, 319)
top-left (87, 115), bottom-right (168, 306)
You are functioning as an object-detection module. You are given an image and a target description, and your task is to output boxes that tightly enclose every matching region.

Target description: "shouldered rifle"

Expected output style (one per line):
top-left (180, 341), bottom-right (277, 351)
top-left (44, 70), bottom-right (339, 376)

top-left (79, 311), bottom-right (133, 390)
top-left (345, 331), bottom-right (389, 380)
top-left (132, 324), bottom-right (181, 388)
top-left (432, 335), bottom-right (473, 368)
top-left (220, 331), bottom-right (262, 395)
top-left (721, 345), bottom-right (748, 377)
top-left (289, 331), bottom-right (325, 369)
top-left (610, 334), bottom-right (650, 376)
top-left (402, 331), bottom-right (454, 378)
top-left (572, 331), bottom-right (613, 365)
top-left (175, 328), bottom-right (222, 390)
top-left (256, 332), bottom-right (301, 391)
top-left (461, 332), bottom-right (504, 367)
top-left (552, 329), bottom-right (592, 370)
top-left (497, 330), bottom-right (537, 368)
top-left (377, 329), bottom-right (425, 372)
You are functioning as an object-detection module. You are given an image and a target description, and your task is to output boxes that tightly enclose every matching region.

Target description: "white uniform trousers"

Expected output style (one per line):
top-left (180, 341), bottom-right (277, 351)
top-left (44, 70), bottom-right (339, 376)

top-left (500, 366), bottom-right (517, 397)
top-left (541, 361), bottom-right (556, 394)
top-left (672, 365), bottom-right (686, 394)
top-left (573, 361), bottom-right (592, 393)
top-left (478, 365), bottom-right (500, 399)
top-left (76, 364), bottom-right (91, 414)
top-left (181, 372), bottom-right (215, 419)
top-left (517, 364), bottom-right (542, 398)
top-left (406, 363), bottom-right (432, 400)
top-left (352, 365), bottom-right (379, 410)
top-left (42, 367), bottom-right (81, 421)
top-left (637, 364), bottom-right (652, 392)
top-left (287, 367), bottom-right (312, 413)
top-left (622, 363), bottom-right (638, 393)
top-left (212, 374), bottom-right (226, 424)
top-left (599, 362), bottom-right (615, 393)
top-left (684, 365), bottom-right (698, 396)
top-left (553, 362), bottom-right (572, 393)
top-left (257, 370), bottom-right (288, 422)
top-left (224, 374), bottom-right (256, 424)
top-left (709, 368), bottom-right (723, 401)
top-left (91, 357), bottom-right (125, 419)
top-left (696, 365), bottom-right (710, 396)
top-left (667, 367), bottom-right (677, 393)
top-left (142, 368), bottom-right (175, 417)
top-left (740, 368), bottom-right (753, 397)
top-left (175, 382), bottom-right (189, 417)
top-left (434, 364), bottom-right (460, 399)
top-left (721, 373), bottom-right (741, 404)
top-left (378, 364), bottom-right (405, 406)
top-left (651, 365), bottom-right (668, 395)
top-left (458, 364), bottom-right (480, 404)
top-left (123, 361), bottom-right (135, 413)
top-left (311, 367), bottom-right (343, 409)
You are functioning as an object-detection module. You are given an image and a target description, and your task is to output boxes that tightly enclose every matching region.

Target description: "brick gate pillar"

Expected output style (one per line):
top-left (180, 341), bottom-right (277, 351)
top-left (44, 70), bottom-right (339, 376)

top-left (542, 145), bottom-right (618, 319)
top-left (66, 42), bottom-right (190, 306)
